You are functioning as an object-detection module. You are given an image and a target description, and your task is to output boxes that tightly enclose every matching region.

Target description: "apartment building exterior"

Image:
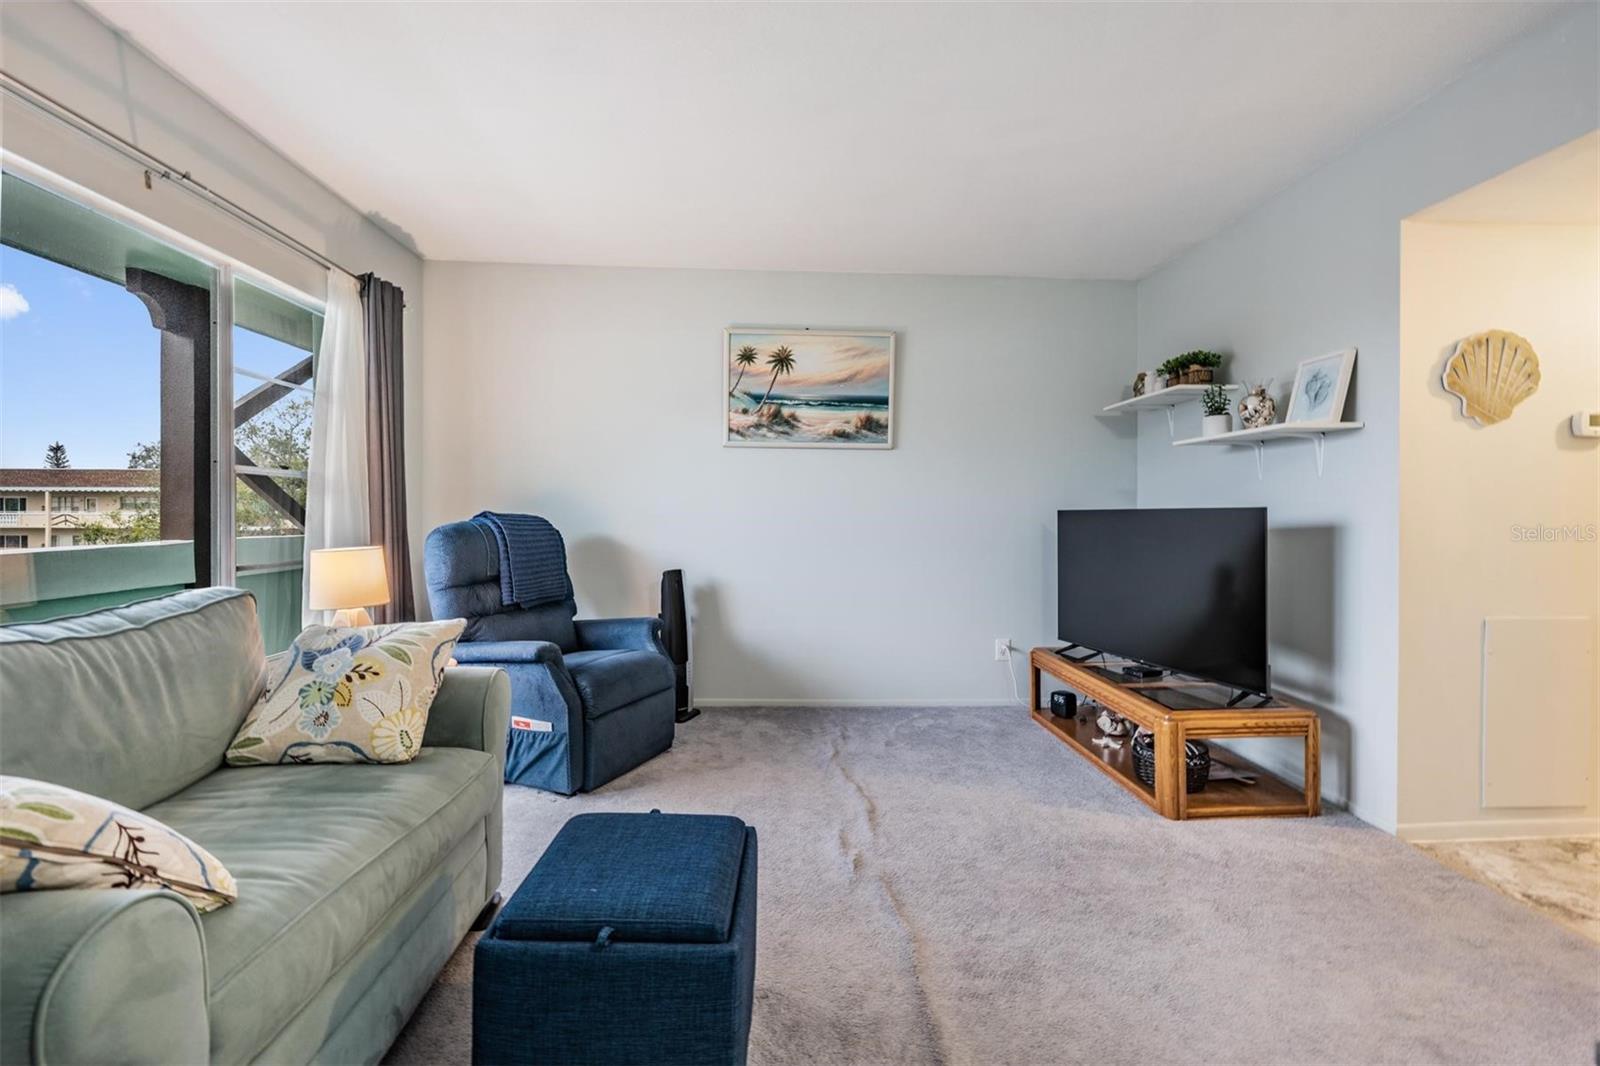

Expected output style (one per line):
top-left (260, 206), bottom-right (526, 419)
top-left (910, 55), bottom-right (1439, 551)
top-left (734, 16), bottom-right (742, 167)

top-left (0, 469), bottom-right (160, 549)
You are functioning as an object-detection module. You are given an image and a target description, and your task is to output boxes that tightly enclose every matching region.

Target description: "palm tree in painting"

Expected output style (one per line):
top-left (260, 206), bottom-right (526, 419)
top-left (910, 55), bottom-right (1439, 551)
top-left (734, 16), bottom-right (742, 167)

top-left (729, 345), bottom-right (758, 398)
top-left (755, 345), bottom-right (796, 414)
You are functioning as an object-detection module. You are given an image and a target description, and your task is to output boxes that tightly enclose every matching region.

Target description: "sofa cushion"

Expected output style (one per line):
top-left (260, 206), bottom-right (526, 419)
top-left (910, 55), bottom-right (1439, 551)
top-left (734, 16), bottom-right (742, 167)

top-left (143, 747), bottom-right (499, 1062)
top-left (563, 649), bottom-right (674, 718)
top-left (225, 619), bottom-right (464, 765)
top-left (494, 812), bottom-right (748, 944)
top-left (0, 776), bottom-right (237, 912)
top-left (0, 587), bottom-right (264, 810)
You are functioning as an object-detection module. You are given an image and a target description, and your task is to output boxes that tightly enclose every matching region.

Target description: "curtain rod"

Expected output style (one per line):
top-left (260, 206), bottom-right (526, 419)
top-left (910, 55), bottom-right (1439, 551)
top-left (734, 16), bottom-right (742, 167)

top-left (0, 69), bottom-right (361, 282)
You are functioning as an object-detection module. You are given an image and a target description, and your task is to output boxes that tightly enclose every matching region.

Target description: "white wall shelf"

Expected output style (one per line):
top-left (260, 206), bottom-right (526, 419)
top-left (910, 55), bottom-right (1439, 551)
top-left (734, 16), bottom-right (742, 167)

top-left (1102, 384), bottom-right (1240, 437)
top-left (1171, 421), bottom-right (1364, 479)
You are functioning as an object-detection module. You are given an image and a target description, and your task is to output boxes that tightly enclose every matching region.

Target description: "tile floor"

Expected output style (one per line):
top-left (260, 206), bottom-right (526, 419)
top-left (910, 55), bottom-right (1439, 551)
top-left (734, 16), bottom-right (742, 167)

top-left (1418, 837), bottom-right (1600, 944)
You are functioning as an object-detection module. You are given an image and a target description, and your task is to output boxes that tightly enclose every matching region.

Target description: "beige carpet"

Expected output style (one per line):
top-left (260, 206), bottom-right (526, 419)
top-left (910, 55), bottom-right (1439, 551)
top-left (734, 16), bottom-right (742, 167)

top-left (385, 706), bottom-right (1600, 1065)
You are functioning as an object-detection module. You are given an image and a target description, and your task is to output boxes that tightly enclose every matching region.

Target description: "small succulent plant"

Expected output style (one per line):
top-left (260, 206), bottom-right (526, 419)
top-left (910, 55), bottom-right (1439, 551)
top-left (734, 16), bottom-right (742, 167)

top-left (1201, 383), bottom-right (1232, 416)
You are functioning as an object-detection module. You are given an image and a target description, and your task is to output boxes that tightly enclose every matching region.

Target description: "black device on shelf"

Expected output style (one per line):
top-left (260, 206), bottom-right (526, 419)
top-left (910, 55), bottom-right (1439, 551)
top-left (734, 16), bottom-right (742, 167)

top-left (1057, 507), bottom-right (1268, 696)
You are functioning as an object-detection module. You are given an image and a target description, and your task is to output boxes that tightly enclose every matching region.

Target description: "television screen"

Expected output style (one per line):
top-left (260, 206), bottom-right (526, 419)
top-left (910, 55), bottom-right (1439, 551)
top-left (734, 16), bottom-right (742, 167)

top-left (1057, 507), bottom-right (1268, 694)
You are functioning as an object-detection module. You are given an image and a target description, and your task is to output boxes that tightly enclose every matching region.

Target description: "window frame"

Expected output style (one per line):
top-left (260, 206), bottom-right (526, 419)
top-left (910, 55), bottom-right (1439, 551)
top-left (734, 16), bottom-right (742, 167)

top-left (231, 275), bottom-right (319, 547)
top-left (2, 153), bottom-right (326, 589)
top-left (221, 263), bottom-right (324, 585)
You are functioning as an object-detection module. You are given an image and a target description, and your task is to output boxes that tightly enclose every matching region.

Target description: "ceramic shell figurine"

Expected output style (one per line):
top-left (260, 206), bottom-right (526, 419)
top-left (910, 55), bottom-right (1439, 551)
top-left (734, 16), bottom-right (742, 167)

top-left (1237, 382), bottom-right (1276, 429)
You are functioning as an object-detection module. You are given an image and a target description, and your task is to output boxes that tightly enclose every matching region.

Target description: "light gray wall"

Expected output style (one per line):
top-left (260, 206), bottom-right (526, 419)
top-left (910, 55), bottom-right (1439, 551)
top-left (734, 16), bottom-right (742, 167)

top-left (1133, 3), bottom-right (1598, 831)
top-left (420, 263), bottom-right (1136, 703)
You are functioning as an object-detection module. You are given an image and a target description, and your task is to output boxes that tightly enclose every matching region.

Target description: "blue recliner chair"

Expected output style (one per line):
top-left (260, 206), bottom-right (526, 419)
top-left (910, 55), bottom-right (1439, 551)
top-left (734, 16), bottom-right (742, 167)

top-left (423, 517), bottom-right (676, 794)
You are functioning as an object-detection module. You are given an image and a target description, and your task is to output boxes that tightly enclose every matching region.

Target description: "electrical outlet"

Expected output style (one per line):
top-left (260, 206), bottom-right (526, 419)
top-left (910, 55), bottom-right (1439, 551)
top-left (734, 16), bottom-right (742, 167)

top-left (994, 638), bottom-right (1012, 661)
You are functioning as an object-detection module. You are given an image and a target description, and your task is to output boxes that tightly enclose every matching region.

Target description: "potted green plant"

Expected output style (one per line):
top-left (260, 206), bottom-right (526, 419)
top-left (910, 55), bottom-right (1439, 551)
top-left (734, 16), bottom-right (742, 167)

top-left (1167, 349), bottom-right (1224, 386)
top-left (1200, 383), bottom-right (1233, 437)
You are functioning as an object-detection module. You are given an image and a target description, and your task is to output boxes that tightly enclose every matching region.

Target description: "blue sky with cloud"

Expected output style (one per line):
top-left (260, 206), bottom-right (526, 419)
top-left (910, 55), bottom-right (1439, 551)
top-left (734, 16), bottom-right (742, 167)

top-left (1, 245), bottom-right (161, 469)
top-left (1, 245), bottom-right (307, 470)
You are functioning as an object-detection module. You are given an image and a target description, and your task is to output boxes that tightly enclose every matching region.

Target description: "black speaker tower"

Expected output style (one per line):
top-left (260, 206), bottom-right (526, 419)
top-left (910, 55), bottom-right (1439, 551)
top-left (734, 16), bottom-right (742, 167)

top-left (659, 570), bottom-right (699, 723)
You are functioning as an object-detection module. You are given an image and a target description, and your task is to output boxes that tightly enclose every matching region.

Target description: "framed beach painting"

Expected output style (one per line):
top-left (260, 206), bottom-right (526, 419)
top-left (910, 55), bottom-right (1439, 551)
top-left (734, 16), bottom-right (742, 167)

top-left (724, 328), bottom-right (895, 448)
top-left (1285, 348), bottom-right (1356, 424)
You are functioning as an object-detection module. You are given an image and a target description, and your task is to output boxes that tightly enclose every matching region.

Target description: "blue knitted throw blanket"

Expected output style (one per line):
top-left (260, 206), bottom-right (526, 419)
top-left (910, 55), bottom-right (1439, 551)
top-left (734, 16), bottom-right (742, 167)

top-left (469, 512), bottom-right (573, 609)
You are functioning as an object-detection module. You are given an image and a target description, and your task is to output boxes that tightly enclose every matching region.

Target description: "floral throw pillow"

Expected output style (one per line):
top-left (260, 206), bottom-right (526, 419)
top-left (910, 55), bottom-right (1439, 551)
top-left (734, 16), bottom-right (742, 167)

top-left (226, 619), bottom-right (465, 766)
top-left (0, 776), bottom-right (237, 912)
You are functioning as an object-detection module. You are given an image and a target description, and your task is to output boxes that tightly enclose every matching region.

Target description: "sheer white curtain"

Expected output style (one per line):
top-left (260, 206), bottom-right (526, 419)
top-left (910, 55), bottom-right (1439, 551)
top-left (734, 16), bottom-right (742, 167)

top-left (302, 271), bottom-right (371, 624)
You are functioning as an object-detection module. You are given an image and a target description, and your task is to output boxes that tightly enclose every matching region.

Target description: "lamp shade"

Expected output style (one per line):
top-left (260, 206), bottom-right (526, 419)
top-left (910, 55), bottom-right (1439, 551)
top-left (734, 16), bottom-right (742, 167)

top-left (308, 546), bottom-right (391, 611)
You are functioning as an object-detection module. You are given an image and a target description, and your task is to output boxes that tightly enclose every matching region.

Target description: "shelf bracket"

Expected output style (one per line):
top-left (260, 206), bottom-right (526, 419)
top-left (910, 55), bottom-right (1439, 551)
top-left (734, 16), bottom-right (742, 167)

top-left (1311, 433), bottom-right (1327, 477)
top-left (1252, 442), bottom-right (1265, 480)
top-left (1165, 405), bottom-right (1176, 439)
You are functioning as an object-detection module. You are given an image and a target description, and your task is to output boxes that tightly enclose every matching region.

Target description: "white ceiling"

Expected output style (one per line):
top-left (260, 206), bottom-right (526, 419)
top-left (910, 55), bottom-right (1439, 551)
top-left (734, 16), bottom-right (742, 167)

top-left (88, 1), bottom-right (1570, 280)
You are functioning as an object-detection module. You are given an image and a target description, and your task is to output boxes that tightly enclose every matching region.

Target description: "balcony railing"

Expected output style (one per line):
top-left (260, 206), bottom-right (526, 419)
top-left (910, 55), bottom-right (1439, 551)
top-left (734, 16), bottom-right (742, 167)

top-left (0, 540), bottom-right (196, 622)
top-left (0, 509), bottom-right (163, 530)
top-left (236, 534), bottom-right (305, 653)
top-left (0, 535), bottom-right (304, 654)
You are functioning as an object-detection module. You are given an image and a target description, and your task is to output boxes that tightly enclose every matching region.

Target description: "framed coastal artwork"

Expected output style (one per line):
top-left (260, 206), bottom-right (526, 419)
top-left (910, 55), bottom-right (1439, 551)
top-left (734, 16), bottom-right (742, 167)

top-left (724, 328), bottom-right (895, 448)
top-left (1285, 348), bottom-right (1356, 424)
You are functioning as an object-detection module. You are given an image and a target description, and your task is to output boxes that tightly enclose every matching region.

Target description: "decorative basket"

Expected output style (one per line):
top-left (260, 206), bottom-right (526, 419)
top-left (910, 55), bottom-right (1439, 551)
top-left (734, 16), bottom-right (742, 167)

top-left (1131, 732), bottom-right (1211, 793)
top-left (1168, 366), bottom-right (1214, 387)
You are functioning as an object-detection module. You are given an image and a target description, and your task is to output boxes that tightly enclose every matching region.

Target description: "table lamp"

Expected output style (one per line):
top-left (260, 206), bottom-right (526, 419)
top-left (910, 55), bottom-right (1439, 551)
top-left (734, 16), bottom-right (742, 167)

top-left (308, 545), bottom-right (390, 627)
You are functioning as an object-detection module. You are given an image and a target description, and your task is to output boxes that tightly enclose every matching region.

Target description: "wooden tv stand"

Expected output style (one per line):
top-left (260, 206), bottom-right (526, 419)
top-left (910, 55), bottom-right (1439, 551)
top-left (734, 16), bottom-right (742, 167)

top-left (1029, 647), bottom-right (1320, 820)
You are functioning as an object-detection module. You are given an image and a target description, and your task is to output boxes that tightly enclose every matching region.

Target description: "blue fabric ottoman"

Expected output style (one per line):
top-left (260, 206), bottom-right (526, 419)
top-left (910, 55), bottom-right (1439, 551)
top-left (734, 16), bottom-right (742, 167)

top-left (473, 812), bottom-right (758, 1066)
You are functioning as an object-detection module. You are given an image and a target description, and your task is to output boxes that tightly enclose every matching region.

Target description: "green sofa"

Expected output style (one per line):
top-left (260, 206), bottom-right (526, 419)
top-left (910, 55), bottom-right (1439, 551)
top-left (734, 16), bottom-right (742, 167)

top-left (0, 587), bottom-right (510, 1065)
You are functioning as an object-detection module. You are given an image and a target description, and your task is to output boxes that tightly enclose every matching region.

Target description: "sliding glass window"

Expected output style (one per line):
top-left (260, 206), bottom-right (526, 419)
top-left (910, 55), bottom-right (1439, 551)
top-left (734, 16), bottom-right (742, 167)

top-left (232, 278), bottom-right (321, 652)
top-left (0, 171), bottom-right (216, 620)
top-left (1, 169), bottom-right (323, 652)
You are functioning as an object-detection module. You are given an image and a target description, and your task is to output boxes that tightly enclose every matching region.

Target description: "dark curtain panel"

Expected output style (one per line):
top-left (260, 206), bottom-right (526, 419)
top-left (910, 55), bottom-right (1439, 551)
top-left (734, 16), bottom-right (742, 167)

top-left (359, 273), bottom-right (415, 622)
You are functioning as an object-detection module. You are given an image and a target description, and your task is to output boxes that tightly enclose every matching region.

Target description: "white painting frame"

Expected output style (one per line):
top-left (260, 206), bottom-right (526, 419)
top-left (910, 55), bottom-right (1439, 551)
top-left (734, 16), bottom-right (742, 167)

top-left (724, 327), bottom-right (897, 449)
top-left (1284, 348), bottom-right (1356, 424)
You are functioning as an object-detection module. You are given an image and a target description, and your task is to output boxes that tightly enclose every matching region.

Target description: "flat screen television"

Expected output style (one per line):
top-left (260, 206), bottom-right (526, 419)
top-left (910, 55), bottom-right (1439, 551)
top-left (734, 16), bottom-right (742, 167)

top-left (1057, 507), bottom-right (1268, 694)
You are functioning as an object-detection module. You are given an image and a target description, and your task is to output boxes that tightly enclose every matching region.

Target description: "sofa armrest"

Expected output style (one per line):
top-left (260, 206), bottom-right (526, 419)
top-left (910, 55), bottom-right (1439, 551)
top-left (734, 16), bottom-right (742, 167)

top-left (0, 889), bottom-right (209, 1065)
top-left (426, 667), bottom-right (511, 761)
top-left (575, 616), bottom-right (664, 653)
top-left (453, 641), bottom-right (565, 666)
top-left (425, 666), bottom-right (510, 903)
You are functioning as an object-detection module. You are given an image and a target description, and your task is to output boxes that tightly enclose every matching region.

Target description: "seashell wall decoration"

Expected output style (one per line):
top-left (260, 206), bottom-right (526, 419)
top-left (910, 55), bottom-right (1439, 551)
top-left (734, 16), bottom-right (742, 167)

top-left (1442, 329), bottom-right (1540, 426)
